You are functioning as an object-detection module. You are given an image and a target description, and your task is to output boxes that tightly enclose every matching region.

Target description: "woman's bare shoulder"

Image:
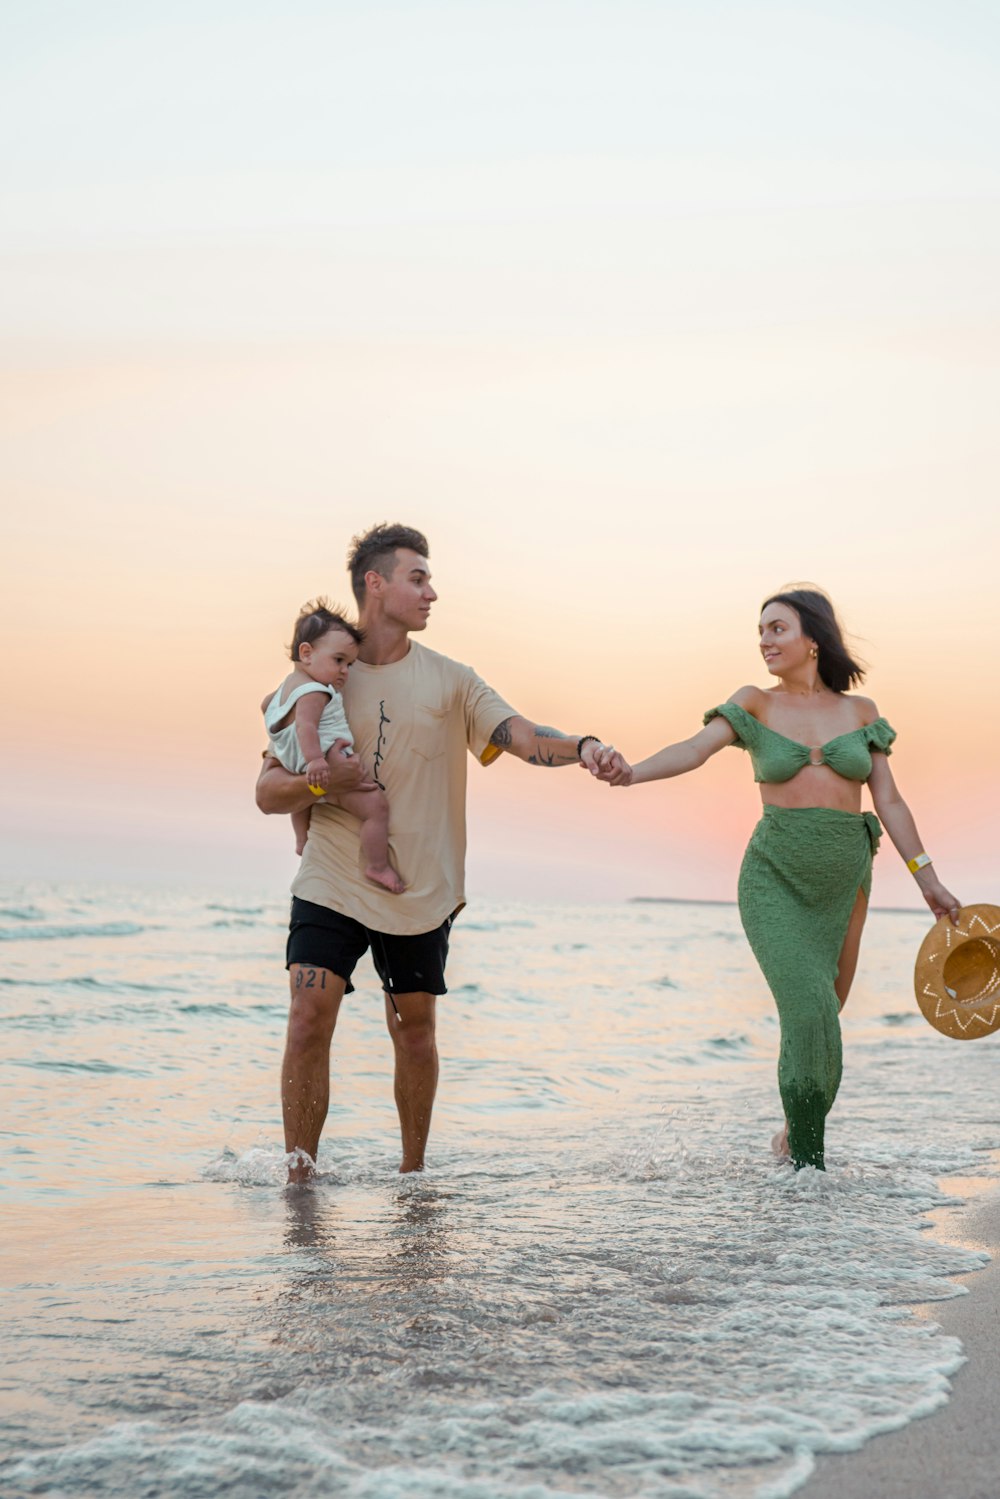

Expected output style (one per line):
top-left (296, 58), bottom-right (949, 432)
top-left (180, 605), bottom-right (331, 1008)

top-left (847, 693), bottom-right (880, 726)
top-left (727, 684), bottom-right (767, 711)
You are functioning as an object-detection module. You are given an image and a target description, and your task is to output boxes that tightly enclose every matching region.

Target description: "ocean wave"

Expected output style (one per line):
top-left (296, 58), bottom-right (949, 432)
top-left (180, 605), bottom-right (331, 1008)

top-left (13, 1057), bottom-right (153, 1076)
top-left (0, 921), bottom-right (145, 943)
top-left (0, 1342), bottom-right (964, 1499)
top-left (202, 1145), bottom-right (345, 1188)
top-left (176, 1001), bottom-right (258, 1017)
top-left (6, 892), bottom-right (1000, 1499)
top-left (0, 903), bottom-right (46, 921)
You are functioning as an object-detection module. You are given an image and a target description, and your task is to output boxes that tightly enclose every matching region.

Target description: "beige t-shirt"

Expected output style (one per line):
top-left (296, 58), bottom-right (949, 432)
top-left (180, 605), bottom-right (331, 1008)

top-left (291, 641), bottom-right (515, 935)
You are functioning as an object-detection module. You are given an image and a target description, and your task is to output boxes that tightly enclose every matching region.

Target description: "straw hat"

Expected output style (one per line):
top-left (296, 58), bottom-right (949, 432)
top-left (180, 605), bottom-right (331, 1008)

top-left (914, 904), bottom-right (1000, 1039)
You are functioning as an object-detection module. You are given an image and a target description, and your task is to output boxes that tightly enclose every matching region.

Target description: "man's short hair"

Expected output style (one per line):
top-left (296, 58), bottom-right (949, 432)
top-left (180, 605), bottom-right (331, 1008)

top-left (347, 523), bottom-right (429, 608)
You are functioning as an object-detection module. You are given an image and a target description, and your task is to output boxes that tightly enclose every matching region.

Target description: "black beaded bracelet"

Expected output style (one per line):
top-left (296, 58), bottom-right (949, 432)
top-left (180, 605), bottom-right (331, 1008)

top-left (576, 735), bottom-right (601, 760)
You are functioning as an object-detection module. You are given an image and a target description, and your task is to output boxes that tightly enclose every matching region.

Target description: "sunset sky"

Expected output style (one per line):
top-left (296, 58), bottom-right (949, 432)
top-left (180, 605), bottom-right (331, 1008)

top-left (3, 1), bottom-right (998, 908)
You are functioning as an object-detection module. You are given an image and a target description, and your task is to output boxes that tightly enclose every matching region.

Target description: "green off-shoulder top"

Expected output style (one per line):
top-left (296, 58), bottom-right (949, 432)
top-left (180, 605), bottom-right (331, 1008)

top-left (703, 701), bottom-right (896, 785)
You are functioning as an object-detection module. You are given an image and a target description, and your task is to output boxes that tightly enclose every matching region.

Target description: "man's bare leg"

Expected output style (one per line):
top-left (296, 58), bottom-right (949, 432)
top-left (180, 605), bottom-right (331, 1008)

top-left (385, 991), bottom-right (438, 1173)
top-left (282, 964), bottom-right (346, 1182)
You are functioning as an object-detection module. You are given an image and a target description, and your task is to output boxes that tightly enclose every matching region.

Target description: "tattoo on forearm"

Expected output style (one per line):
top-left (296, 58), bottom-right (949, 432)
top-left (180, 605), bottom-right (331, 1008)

top-left (491, 716), bottom-right (576, 766)
top-left (528, 725), bottom-right (575, 768)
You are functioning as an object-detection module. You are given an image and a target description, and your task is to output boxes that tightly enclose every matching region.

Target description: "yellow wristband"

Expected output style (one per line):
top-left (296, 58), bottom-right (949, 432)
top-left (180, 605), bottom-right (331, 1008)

top-left (907, 853), bottom-right (932, 874)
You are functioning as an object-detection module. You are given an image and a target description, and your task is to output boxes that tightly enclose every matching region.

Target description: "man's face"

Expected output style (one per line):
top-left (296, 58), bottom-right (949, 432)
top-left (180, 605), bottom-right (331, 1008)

top-left (377, 548), bottom-right (437, 630)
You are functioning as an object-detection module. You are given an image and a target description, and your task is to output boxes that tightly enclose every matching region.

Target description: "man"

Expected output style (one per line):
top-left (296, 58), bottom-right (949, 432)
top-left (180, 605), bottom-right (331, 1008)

top-left (256, 523), bottom-right (619, 1178)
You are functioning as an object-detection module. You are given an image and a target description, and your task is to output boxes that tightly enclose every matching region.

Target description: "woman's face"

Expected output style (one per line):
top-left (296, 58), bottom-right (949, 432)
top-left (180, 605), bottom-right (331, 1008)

top-left (758, 603), bottom-right (814, 677)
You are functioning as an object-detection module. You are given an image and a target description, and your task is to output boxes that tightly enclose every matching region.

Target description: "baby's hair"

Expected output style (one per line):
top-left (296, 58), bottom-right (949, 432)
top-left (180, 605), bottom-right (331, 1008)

top-left (289, 598), bottom-right (364, 662)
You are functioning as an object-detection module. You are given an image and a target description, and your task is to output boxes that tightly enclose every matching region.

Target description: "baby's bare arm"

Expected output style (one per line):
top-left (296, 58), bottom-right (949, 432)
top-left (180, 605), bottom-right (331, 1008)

top-left (293, 691), bottom-right (329, 768)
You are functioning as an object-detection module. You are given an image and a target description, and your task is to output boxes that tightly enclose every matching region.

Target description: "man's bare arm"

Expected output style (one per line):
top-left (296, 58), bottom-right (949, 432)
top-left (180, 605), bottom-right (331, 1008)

top-left (255, 743), bottom-right (375, 815)
top-left (489, 716), bottom-right (617, 771)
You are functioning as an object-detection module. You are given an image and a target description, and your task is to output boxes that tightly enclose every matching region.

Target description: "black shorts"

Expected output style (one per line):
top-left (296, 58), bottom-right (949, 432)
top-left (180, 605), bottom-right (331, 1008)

top-left (286, 897), bottom-right (453, 995)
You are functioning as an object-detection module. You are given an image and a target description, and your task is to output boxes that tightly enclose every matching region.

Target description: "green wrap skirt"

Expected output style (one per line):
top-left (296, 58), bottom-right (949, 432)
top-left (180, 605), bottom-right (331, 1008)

top-left (738, 805), bottom-right (882, 1171)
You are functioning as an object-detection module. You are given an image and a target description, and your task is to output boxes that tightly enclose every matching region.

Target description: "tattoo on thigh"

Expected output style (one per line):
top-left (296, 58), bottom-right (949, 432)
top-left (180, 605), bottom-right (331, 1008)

top-left (295, 967), bottom-right (327, 989)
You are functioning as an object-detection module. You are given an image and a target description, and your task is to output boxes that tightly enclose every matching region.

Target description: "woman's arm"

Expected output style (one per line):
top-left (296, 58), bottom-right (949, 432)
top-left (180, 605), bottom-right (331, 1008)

top-left (867, 753), bottom-right (961, 922)
top-left (601, 714), bottom-right (737, 787)
top-left (629, 716), bottom-right (737, 785)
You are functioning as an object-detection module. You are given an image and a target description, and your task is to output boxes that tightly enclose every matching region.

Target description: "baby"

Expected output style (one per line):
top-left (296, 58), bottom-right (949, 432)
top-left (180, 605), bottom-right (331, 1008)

top-left (262, 600), bottom-right (405, 893)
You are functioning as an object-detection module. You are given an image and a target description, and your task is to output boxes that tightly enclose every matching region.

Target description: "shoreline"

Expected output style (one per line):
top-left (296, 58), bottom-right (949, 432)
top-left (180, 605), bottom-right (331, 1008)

top-left (799, 1175), bottom-right (1000, 1499)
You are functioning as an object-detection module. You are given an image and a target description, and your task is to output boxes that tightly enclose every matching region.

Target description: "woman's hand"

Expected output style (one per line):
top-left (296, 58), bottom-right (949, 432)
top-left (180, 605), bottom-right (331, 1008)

top-left (607, 761), bottom-right (634, 786)
top-left (916, 871), bottom-right (962, 925)
top-left (585, 750), bottom-right (633, 786)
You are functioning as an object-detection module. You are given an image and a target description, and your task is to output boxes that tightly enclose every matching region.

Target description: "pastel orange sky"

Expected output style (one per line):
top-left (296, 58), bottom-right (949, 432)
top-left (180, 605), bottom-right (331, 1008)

top-left (2, 3), bottom-right (998, 909)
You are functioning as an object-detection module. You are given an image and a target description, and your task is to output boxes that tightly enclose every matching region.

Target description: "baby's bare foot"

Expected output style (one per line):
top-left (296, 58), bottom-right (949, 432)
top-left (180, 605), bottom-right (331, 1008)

top-left (771, 1124), bottom-right (790, 1160)
top-left (366, 865), bottom-right (407, 895)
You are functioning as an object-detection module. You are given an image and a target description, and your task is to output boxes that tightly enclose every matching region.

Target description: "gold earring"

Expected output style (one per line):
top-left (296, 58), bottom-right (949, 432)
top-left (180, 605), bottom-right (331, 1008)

top-left (809, 648), bottom-right (818, 659)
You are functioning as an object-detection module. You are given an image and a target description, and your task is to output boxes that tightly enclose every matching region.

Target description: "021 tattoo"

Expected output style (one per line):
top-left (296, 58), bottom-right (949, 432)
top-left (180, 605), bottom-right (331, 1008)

top-left (295, 967), bottom-right (327, 989)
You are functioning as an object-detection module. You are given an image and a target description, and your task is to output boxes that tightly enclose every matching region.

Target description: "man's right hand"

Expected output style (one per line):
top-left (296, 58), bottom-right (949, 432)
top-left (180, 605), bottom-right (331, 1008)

top-left (256, 747), bottom-right (377, 815)
top-left (323, 742), bottom-right (378, 796)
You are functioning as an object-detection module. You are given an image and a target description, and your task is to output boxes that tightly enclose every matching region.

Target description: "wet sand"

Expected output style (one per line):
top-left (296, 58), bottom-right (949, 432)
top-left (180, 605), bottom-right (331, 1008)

top-left (801, 1183), bottom-right (1000, 1499)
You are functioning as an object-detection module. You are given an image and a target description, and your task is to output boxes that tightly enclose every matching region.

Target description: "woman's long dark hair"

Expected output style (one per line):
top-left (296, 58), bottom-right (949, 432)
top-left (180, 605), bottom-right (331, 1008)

top-left (761, 587), bottom-right (866, 693)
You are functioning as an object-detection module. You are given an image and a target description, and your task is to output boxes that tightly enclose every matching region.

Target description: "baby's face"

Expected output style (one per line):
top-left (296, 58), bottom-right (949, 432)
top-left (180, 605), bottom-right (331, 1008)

top-left (302, 629), bottom-right (359, 691)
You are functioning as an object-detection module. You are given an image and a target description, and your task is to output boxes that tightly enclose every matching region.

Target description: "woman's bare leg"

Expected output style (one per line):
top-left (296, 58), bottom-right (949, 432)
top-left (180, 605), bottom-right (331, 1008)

top-left (835, 887), bottom-right (869, 1011)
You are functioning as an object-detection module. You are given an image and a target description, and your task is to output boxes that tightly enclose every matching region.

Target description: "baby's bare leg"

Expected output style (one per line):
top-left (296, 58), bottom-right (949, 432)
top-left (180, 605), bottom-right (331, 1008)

top-left (292, 807), bottom-right (312, 857)
top-left (338, 788), bottom-right (406, 894)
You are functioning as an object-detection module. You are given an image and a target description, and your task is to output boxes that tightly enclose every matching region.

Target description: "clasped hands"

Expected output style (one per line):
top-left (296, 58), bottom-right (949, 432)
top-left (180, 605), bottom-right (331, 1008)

top-left (579, 740), bottom-right (633, 787)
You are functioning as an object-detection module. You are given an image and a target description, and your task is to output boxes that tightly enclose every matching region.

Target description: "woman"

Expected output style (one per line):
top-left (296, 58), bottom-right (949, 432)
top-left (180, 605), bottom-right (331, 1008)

top-left (603, 588), bottom-right (960, 1171)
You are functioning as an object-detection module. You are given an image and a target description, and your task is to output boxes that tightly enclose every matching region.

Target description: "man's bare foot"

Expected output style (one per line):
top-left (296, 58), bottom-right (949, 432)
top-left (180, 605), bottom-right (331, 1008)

top-left (399, 1159), bottom-right (424, 1174)
top-left (771, 1124), bottom-right (790, 1160)
top-left (286, 1147), bottom-right (316, 1184)
top-left (366, 865), bottom-right (407, 894)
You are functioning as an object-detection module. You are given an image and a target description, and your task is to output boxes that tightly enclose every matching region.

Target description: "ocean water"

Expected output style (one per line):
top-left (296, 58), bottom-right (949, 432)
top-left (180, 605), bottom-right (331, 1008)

top-left (2, 882), bottom-right (999, 1499)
